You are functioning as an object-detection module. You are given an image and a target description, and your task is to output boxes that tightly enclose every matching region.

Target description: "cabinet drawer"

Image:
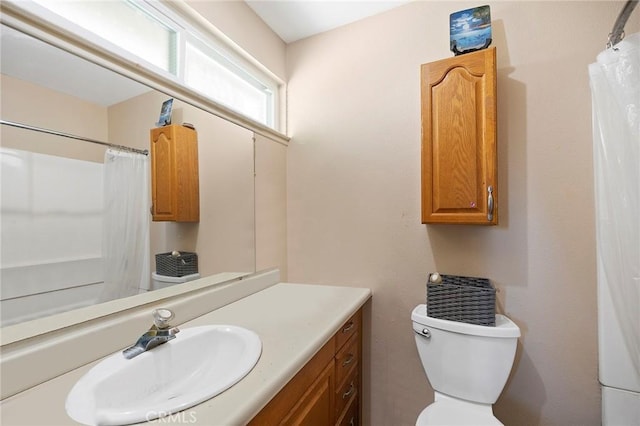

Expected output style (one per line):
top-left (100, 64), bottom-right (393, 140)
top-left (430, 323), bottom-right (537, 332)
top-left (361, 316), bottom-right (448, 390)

top-left (336, 395), bottom-right (358, 426)
top-left (336, 311), bottom-right (360, 350)
top-left (335, 369), bottom-right (358, 417)
top-left (335, 334), bottom-right (358, 387)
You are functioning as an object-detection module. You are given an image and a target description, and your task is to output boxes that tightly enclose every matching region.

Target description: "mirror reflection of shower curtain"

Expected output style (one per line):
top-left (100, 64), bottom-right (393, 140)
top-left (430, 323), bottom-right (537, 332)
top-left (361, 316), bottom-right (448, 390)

top-left (589, 32), bottom-right (640, 376)
top-left (99, 148), bottom-right (150, 302)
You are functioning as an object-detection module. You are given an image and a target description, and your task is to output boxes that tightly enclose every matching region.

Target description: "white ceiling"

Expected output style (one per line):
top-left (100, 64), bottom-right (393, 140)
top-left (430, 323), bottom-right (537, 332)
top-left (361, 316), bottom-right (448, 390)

top-left (245, 0), bottom-right (410, 43)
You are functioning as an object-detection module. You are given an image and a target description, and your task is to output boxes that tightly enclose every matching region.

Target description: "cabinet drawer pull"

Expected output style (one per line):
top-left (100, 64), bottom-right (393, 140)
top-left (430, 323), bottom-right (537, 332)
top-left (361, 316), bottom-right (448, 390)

top-left (349, 417), bottom-right (355, 426)
top-left (342, 321), bottom-right (354, 333)
top-left (487, 185), bottom-right (494, 221)
top-left (342, 382), bottom-right (355, 399)
top-left (342, 354), bottom-right (354, 367)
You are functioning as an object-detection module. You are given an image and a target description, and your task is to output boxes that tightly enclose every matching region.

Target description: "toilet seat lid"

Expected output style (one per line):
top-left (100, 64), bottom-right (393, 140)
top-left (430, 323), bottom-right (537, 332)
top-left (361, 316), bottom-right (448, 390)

top-left (416, 399), bottom-right (502, 426)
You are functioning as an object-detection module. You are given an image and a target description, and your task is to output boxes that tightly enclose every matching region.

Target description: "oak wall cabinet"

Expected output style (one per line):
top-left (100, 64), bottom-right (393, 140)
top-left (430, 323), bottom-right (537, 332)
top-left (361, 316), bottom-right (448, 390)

top-left (150, 124), bottom-right (200, 222)
top-left (421, 47), bottom-right (497, 225)
top-left (249, 309), bottom-right (362, 425)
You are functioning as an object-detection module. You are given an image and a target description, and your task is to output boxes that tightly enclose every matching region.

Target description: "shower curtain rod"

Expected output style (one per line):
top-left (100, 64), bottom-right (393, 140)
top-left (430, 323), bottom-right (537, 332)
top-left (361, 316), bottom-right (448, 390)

top-left (608, 0), bottom-right (639, 48)
top-left (0, 119), bottom-right (149, 156)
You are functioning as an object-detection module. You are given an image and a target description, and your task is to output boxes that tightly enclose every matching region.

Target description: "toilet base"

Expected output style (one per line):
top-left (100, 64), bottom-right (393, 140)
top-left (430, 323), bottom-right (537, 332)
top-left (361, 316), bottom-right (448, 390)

top-left (416, 392), bottom-right (503, 426)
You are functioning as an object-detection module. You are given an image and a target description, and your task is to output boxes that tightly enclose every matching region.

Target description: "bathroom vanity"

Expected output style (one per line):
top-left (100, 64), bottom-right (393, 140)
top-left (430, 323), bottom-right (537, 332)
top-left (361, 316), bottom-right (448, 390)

top-left (0, 271), bottom-right (371, 425)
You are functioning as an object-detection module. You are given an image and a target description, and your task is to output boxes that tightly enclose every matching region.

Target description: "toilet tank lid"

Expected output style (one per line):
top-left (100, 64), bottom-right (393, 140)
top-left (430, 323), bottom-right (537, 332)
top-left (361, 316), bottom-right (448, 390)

top-left (152, 272), bottom-right (201, 283)
top-left (411, 304), bottom-right (521, 338)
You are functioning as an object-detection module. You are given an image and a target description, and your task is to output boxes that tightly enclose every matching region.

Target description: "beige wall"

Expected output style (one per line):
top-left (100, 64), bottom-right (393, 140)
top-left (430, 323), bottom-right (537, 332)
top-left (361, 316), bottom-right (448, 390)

top-left (286, 1), bottom-right (638, 424)
top-left (255, 133), bottom-right (288, 279)
top-left (0, 74), bottom-right (107, 162)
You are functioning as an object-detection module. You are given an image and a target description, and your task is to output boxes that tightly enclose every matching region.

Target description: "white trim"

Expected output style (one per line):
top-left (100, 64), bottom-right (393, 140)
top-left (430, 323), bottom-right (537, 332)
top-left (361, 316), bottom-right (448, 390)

top-left (160, 0), bottom-right (285, 86)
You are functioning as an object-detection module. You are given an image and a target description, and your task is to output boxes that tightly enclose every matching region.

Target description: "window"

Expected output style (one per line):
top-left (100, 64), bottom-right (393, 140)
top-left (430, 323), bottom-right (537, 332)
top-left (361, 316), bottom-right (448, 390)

top-left (184, 41), bottom-right (273, 125)
top-left (34, 1), bottom-right (177, 74)
top-left (31, 0), bottom-right (279, 129)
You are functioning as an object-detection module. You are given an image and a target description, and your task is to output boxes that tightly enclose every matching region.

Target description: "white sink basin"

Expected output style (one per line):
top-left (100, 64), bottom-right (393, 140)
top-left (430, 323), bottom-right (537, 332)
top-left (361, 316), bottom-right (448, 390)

top-left (66, 325), bottom-right (261, 425)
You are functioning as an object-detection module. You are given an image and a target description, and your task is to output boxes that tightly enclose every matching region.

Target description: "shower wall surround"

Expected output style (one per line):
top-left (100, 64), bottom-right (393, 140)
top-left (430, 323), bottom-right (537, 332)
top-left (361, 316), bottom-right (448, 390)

top-left (0, 148), bottom-right (104, 326)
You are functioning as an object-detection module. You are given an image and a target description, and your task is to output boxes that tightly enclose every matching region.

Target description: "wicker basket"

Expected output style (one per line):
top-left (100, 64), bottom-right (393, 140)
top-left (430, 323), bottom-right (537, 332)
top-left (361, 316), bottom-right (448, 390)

top-left (426, 274), bottom-right (496, 326)
top-left (155, 252), bottom-right (198, 277)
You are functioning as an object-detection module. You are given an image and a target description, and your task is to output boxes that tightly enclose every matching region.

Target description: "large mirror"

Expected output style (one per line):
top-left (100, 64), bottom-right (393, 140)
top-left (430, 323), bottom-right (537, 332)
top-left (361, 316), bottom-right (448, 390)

top-left (0, 24), bottom-right (256, 327)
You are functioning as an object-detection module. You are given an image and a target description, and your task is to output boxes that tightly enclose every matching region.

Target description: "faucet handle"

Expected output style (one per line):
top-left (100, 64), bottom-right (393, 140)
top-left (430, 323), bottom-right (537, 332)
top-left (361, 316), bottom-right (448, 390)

top-left (153, 308), bottom-right (175, 329)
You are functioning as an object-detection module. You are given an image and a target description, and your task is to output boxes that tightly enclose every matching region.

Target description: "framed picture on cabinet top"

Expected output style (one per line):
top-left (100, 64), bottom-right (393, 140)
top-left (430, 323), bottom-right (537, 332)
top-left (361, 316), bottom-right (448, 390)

top-left (156, 98), bottom-right (173, 126)
top-left (449, 5), bottom-right (492, 55)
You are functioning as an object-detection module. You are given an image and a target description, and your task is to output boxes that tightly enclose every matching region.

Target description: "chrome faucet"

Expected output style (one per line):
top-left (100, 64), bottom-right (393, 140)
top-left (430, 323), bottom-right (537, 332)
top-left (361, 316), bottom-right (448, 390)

top-left (122, 308), bottom-right (180, 359)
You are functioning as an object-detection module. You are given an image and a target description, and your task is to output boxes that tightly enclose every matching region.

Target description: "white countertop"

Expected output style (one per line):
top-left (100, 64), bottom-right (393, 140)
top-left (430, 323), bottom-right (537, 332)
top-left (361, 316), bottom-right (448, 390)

top-left (0, 282), bottom-right (371, 425)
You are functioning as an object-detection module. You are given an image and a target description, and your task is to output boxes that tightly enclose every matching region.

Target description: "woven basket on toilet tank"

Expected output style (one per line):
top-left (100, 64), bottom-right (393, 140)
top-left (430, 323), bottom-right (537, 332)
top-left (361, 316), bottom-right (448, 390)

top-left (155, 252), bottom-right (198, 277)
top-left (426, 274), bottom-right (496, 326)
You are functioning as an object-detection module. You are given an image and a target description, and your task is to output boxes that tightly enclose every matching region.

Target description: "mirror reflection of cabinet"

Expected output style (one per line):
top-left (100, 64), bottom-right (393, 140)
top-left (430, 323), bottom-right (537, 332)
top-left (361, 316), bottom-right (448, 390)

top-left (421, 47), bottom-right (497, 225)
top-left (150, 124), bottom-right (200, 222)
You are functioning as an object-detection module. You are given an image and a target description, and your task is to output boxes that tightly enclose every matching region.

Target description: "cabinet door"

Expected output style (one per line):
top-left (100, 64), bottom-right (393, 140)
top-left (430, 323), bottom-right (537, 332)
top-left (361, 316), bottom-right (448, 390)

top-left (282, 362), bottom-right (335, 426)
top-left (150, 125), bottom-right (199, 222)
top-left (151, 127), bottom-right (176, 221)
top-left (421, 47), bottom-right (497, 225)
top-left (248, 341), bottom-right (336, 426)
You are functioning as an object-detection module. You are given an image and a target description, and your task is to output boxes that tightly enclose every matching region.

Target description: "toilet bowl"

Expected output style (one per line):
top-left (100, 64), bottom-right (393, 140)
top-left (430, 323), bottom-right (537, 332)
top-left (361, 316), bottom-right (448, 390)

top-left (412, 304), bottom-right (520, 425)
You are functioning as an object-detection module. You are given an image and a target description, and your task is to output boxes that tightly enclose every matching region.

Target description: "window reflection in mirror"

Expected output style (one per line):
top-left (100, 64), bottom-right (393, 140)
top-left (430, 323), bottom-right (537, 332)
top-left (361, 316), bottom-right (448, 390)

top-left (0, 24), bottom-right (255, 327)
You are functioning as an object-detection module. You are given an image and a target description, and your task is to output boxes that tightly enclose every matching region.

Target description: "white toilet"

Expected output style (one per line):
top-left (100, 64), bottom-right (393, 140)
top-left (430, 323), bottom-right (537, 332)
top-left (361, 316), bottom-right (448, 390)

top-left (411, 304), bottom-right (520, 425)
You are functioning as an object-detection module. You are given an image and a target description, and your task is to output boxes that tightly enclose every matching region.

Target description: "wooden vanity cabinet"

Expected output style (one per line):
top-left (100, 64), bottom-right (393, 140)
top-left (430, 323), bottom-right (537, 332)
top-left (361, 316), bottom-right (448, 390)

top-left (150, 124), bottom-right (199, 222)
top-left (421, 47), bottom-right (497, 225)
top-left (250, 309), bottom-right (362, 426)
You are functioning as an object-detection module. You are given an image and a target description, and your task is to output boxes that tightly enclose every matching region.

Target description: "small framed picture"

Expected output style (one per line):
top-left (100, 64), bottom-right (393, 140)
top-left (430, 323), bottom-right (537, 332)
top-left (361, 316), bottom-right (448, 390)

top-left (157, 98), bottom-right (173, 126)
top-left (450, 5), bottom-right (492, 55)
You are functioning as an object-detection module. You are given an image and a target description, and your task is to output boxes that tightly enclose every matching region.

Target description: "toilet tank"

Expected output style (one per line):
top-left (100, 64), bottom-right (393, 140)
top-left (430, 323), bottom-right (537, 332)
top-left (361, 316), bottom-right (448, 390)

top-left (151, 272), bottom-right (200, 290)
top-left (412, 304), bottom-right (520, 404)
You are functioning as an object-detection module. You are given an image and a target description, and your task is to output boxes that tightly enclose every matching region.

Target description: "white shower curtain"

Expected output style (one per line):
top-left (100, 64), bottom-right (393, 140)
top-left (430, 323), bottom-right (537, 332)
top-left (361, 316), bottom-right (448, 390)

top-left (589, 33), bottom-right (640, 376)
top-left (99, 148), bottom-right (150, 302)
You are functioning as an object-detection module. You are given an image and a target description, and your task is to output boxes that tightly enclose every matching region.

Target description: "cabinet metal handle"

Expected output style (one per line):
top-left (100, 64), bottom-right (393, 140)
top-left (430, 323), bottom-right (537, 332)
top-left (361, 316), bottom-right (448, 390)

top-left (342, 354), bottom-right (354, 367)
top-left (342, 321), bottom-right (354, 333)
top-left (487, 185), bottom-right (494, 222)
top-left (343, 382), bottom-right (355, 399)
